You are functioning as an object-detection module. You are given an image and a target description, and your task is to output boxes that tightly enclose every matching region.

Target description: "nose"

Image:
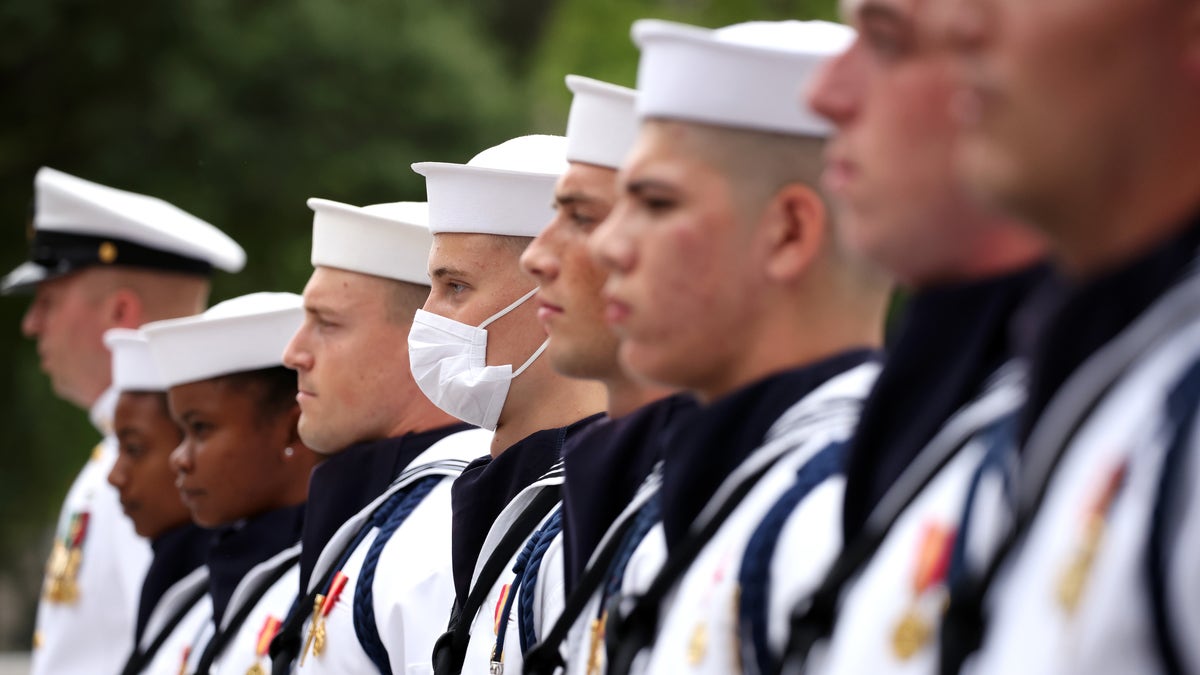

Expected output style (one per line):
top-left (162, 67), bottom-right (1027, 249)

top-left (588, 200), bottom-right (636, 275)
top-left (21, 298), bottom-right (43, 339)
top-left (169, 439), bottom-right (193, 475)
top-left (282, 324), bottom-right (312, 373)
top-left (807, 40), bottom-right (864, 129)
top-left (520, 223), bottom-right (561, 285)
top-left (107, 455), bottom-right (128, 489)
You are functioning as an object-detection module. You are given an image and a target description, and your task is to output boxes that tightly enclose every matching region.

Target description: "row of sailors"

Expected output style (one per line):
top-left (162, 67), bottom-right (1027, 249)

top-left (6, 5), bottom-right (1198, 675)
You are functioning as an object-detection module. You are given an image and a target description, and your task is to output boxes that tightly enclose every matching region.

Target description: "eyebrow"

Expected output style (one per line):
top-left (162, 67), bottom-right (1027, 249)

top-left (624, 177), bottom-right (678, 197)
top-left (855, 1), bottom-right (908, 28)
top-left (555, 192), bottom-right (602, 208)
top-left (431, 266), bottom-right (471, 280)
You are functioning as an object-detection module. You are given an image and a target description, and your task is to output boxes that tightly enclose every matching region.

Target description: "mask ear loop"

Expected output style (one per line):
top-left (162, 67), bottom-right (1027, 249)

top-left (479, 288), bottom-right (540, 329)
top-left (512, 339), bottom-right (550, 378)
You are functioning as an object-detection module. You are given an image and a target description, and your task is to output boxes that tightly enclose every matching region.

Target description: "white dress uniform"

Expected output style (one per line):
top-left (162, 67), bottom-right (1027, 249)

top-left (188, 546), bottom-right (301, 674)
top-left (965, 263), bottom-right (1200, 674)
top-left (805, 365), bottom-right (1025, 675)
top-left (641, 362), bottom-right (879, 675)
top-left (458, 463), bottom-right (569, 675)
top-left (137, 567), bottom-right (213, 675)
top-left (294, 428), bottom-right (490, 675)
top-left (31, 387), bottom-right (152, 675)
top-left (561, 360), bottom-right (879, 675)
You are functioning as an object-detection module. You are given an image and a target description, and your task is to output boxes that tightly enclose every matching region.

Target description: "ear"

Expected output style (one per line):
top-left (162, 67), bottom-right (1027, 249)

top-left (761, 183), bottom-right (827, 283)
top-left (104, 288), bottom-right (144, 329)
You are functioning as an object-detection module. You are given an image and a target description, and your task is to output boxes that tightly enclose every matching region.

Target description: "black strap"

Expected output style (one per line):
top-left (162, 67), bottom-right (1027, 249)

top-left (523, 495), bottom-right (649, 674)
top-left (194, 551), bottom-right (299, 675)
top-left (780, 412), bottom-right (999, 672)
top-left (120, 581), bottom-right (209, 675)
top-left (432, 485), bottom-right (563, 675)
top-left (605, 452), bottom-right (792, 675)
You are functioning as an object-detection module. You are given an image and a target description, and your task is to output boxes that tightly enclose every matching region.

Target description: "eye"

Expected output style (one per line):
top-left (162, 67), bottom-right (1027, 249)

top-left (188, 421), bottom-right (213, 439)
top-left (861, 18), bottom-right (913, 62)
top-left (121, 442), bottom-right (145, 459)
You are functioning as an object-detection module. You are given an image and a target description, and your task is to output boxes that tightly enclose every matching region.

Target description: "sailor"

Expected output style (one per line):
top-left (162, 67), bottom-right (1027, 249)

top-left (105, 328), bottom-right (213, 675)
top-left (936, 0), bottom-right (1200, 672)
top-left (410, 135), bottom-right (607, 674)
top-left (585, 19), bottom-right (891, 675)
top-left (143, 292), bottom-right (320, 675)
top-left (4, 167), bottom-right (244, 675)
top-left (754, 0), bottom-right (1050, 671)
top-left (516, 75), bottom-right (692, 673)
top-left (268, 199), bottom-right (489, 674)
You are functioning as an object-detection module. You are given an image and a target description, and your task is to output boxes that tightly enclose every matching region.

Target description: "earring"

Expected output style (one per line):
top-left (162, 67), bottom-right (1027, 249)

top-left (283, 446), bottom-right (295, 458)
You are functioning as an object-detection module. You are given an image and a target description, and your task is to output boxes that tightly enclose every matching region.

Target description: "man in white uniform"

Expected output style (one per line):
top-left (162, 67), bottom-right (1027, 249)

top-left (270, 198), bottom-right (488, 674)
top-left (3, 167), bottom-right (244, 674)
top-left (937, 0), bottom-right (1200, 672)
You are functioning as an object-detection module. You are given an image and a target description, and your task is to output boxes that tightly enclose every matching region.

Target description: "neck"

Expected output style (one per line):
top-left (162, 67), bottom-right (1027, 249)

top-left (491, 369), bottom-right (605, 456)
top-left (910, 219), bottom-right (1047, 289)
top-left (604, 373), bottom-right (675, 419)
top-left (384, 401), bottom-right (462, 439)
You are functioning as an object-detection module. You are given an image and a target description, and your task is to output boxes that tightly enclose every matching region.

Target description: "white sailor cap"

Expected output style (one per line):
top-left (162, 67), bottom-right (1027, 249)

top-left (104, 328), bottom-right (167, 393)
top-left (306, 199), bottom-right (432, 286)
top-left (143, 292), bottom-right (303, 388)
top-left (2, 167), bottom-right (246, 295)
top-left (412, 135), bottom-right (567, 238)
top-left (632, 19), bottom-right (855, 137)
top-left (565, 76), bottom-right (638, 170)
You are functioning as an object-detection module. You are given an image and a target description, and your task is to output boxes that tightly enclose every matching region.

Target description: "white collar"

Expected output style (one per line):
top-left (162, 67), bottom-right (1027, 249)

top-left (89, 386), bottom-right (118, 436)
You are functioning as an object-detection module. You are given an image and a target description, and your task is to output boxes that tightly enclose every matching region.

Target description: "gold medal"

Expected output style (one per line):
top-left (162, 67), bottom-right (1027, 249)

top-left (586, 612), bottom-right (606, 675)
top-left (687, 623), bottom-right (709, 665)
top-left (1055, 463), bottom-right (1126, 616)
top-left (891, 608), bottom-right (932, 660)
top-left (245, 664), bottom-right (266, 675)
top-left (890, 523), bottom-right (955, 660)
top-left (299, 594), bottom-right (324, 666)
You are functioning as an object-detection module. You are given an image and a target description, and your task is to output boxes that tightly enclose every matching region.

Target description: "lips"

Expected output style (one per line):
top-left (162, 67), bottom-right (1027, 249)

top-left (602, 294), bottom-right (632, 327)
top-left (822, 153), bottom-right (858, 196)
top-left (535, 297), bottom-right (564, 328)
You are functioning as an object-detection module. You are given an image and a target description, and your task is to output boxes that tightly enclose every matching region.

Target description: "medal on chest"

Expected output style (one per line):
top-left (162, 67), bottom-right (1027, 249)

top-left (891, 522), bottom-right (955, 660)
top-left (301, 571), bottom-right (348, 664)
top-left (43, 510), bottom-right (90, 604)
top-left (245, 614), bottom-right (282, 675)
top-left (1056, 461), bottom-right (1127, 615)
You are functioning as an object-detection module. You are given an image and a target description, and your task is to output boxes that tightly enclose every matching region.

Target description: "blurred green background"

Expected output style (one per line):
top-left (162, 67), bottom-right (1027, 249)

top-left (0, 0), bottom-right (836, 649)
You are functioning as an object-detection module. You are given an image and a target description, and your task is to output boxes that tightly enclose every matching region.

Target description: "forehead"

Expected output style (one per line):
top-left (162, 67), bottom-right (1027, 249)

top-left (558, 162), bottom-right (619, 200)
top-left (306, 266), bottom-right (389, 307)
top-left (430, 232), bottom-right (524, 280)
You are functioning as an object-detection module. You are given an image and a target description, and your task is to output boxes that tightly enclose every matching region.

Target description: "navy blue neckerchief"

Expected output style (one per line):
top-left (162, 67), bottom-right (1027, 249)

top-left (135, 523), bottom-right (213, 645)
top-left (206, 503), bottom-right (305, 626)
top-left (660, 349), bottom-right (878, 551)
top-left (298, 423), bottom-right (471, 593)
top-left (449, 413), bottom-right (604, 609)
top-left (560, 394), bottom-right (697, 592)
top-left (842, 263), bottom-right (1051, 541)
top-left (1019, 215), bottom-right (1200, 445)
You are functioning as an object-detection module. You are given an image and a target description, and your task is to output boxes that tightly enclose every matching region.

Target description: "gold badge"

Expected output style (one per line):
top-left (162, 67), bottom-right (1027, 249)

top-left (32, 630), bottom-right (43, 650)
top-left (299, 594), bottom-right (324, 666)
top-left (1056, 461), bottom-right (1127, 616)
top-left (98, 241), bottom-right (118, 264)
top-left (245, 665), bottom-right (266, 675)
top-left (43, 512), bottom-right (89, 604)
top-left (686, 623), bottom-right (709, 665)
top-left (890, 523), bottom-right (955, 660)
top-left (586, 613), bottom-right (606, 675)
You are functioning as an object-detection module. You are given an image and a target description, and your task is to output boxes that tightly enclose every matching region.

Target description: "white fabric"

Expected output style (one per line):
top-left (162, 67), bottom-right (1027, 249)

top-left (412, 135), bottom-right (566, 237)
top-left (143, 292), bottom-right (303, 387)
top-left (565, 75), bottom-right (638, 170)
top-left (137, 567), bottom-right (213, 675)
top-left (104, 328), bottom-right (166, 392)
top-left (307, 198), bottom-right (433, 285)
top-left (807, 365), bottom-right (1026, 675)
top-left (187, 545), bottom-right (300, 675)
top-left (30, 426), bottom-right (152, 675)
top-left (408, 289), bottom-right (548, 431)
top-left (459, 467), bottom-right (567, 675)
top-left (642, 362), bottom-right (878, 675)
top-left (632, 19), bottom-right (854, 137)
top-left (968, 309), bottom-right (1200, 675)
top-left (33, 167), bottom-right (245, 272)
top-left (295, 428), bottom-right (490, 675)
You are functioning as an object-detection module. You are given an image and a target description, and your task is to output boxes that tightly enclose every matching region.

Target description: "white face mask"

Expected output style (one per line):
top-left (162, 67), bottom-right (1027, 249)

top-left (408, 288), bottom-right (549, 431)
